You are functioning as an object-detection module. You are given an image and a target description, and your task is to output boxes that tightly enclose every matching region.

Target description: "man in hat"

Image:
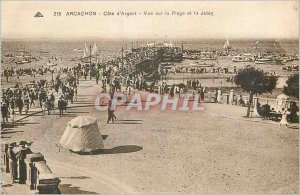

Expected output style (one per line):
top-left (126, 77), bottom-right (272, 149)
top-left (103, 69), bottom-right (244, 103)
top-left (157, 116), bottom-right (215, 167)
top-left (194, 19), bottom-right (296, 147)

top-left (58, 95), bottom-right (64, 116)
top-left (1, 102), bottom-right (9, 123)
top-left (15, 96), bottom-right (24, 115)
top-left (38, 88), bottom-right (46, 109)
top-left (107, 101), bottom-right (117, 124)
top-left (7, 144), bottom-right (17, 184)
top-left (69, 87), bottom-right (74, 104)
top-left (24, 95), bottom-right (30, 114)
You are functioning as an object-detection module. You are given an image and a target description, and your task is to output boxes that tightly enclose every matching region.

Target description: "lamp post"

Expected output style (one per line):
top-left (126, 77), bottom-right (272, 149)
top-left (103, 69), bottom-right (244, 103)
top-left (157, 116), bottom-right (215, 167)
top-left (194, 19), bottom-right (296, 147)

top-left (121, 46), bottom-right (124, 72)
top-left (51, 70), bottom-right (54, 82)
top-left (89, 44), bottom-right (92, 67)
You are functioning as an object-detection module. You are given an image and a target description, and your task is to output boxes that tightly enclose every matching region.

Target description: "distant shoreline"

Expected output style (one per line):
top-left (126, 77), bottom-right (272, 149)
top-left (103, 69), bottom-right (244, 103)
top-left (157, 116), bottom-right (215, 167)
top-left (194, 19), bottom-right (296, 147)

top-left (2, 38), bottom-right (299, 43)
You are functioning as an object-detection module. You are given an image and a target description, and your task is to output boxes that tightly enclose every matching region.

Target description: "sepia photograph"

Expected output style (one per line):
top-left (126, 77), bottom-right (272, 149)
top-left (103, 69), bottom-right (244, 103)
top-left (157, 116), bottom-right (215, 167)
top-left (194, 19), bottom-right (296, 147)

top-left (0, 0), bottom-right (299, 194)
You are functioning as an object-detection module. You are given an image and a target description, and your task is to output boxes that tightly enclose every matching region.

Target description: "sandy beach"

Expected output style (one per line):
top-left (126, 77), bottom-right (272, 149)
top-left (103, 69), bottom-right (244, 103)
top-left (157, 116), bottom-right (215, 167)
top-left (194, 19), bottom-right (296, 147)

top-left (1, 1), bottom-right (299, 194)
top-left (2, 77), bottom-right (298, 194)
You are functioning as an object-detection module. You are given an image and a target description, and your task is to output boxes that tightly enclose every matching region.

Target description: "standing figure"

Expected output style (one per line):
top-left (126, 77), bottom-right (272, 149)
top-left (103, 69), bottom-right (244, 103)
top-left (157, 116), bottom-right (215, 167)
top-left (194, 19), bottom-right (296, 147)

top-left (16, 97), bottom-right (23, 115)
top-left (7, 144), bottom-right (17, 184)
top-left (16, 144), bottom-right (32, 184)
top-left (107, 101), bottom-right (117, 124)
top-left (58, 96), bottom-right (64, 116)
top-left (1, 102), bottom-right (9, 123)
top-left (24, 96), bottom-right (30, 114)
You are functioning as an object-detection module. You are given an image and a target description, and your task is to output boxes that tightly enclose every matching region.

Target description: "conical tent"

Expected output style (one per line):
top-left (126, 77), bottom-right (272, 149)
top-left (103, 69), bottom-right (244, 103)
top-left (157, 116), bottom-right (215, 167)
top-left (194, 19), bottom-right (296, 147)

top-left (60, 115), bottom-right (104, 152)
top-left (277, 93), bottom-right (290, 100)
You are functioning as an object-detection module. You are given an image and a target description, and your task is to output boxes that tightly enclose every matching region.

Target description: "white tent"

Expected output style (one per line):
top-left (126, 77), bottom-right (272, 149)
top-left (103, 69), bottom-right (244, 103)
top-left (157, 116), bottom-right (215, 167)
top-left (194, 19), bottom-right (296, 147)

top-left (60, 115), bottom-right (104, 152)
top-left (277, 93), bottom-right (290, 100)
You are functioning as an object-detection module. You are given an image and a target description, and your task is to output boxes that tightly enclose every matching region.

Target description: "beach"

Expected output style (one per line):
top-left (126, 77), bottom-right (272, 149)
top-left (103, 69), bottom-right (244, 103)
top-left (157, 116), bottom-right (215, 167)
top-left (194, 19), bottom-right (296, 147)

top-left (1, 39), bottom-right (299, 194)
top-left (1, 78), bottom-right (299, 194)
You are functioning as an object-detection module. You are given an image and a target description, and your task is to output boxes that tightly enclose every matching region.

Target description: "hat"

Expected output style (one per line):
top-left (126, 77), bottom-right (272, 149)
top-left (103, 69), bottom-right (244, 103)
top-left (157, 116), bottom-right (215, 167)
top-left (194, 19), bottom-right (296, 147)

top-left (19, 140), bottom-right (27, 146)
top-left (8, 143), bottom-right (15, 148)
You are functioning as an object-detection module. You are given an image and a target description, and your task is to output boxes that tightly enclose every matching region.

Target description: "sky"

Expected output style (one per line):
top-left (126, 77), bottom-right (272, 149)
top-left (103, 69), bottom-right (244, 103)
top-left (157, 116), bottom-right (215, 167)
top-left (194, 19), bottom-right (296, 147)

top-left (1, 1), bottom-right (299, 40)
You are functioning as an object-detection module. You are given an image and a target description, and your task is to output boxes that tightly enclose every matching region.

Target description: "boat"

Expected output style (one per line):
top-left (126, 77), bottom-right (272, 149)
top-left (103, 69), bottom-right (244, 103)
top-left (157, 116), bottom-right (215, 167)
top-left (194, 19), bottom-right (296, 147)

top-left (91, 42), bottom-right (98, 56)
top-left (201, 55), bottom-right (217, 60)
top-left (190, 61), bottom-right (214, 67)
top-left (183, 54), bottom-right (199, 60)
top-left (160, 62), bottom-right (174, 67)
top-left (256, 57), bottom-right (273, 62)
top-left (38, 50), bottom-right (49, 54)
top-left (255, 61), bottom-right (267, 64)
top-left (282, 56), bottom-right (293, 62)
top-left (73, 48), bottom-right (84, 52)
top-left (21, 60), bottom-right (31, 63)
top-left (15, 60), bottom-right (31, 64)
top-left (254, 41), bottom-right (259, 49)
top-left (15, 61), bottom-right (24, 64)
top-left (232, 55), bottom-right (251, 62)
top-left (81, 42), bottom-right (99, 62)
top-left (223, 38), bottom-right (232, 50)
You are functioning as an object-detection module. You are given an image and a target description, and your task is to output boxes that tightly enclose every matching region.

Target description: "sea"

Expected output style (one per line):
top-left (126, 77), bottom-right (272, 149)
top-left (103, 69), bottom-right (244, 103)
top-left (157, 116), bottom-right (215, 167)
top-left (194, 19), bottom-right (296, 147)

top-left (1, 39), bottom-right (299, 90)
top-left (2, 38), bottom-right (299, 60)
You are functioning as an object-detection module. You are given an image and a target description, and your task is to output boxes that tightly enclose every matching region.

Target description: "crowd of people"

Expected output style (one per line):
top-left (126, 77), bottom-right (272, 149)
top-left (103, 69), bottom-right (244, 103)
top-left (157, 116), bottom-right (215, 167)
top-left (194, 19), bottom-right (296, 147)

top-left (169, 65), bottom-right (236, 75)
top-left (1, 69), bottom-right (79, 123)
top-left (2, 45), bottom-right (298, 125)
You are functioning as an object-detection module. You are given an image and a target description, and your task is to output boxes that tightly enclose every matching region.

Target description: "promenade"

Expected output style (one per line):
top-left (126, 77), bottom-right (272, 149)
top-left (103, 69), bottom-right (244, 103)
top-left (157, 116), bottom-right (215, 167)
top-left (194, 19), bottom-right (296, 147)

top-left (2, 79), bottom-right (298, 194)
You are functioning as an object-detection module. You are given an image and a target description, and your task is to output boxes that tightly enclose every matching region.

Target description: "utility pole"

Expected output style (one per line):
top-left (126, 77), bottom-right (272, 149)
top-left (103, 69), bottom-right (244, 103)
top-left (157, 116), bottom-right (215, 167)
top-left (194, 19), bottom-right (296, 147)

top-left (181, 41), bottom-right (184, 52)
top-left (89, 44), bottom-right (92, 66)
top-left (121, 46), bottom-right (124, 72)
top-left (50, 67), bottom-right (54, 82)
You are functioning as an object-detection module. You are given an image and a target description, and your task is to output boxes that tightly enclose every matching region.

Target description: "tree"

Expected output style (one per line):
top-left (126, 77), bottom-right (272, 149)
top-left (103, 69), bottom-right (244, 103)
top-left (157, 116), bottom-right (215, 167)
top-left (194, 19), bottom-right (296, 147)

top-left (283, 73), bottom-right (299, 98)
top-left (234, 67), bottom-right (277, 117)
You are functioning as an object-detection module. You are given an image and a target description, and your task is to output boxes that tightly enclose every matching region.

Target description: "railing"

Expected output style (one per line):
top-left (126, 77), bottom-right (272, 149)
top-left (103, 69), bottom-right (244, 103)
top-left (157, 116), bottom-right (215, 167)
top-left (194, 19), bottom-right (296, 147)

top-left (2, 143), bottom-right (60, 194)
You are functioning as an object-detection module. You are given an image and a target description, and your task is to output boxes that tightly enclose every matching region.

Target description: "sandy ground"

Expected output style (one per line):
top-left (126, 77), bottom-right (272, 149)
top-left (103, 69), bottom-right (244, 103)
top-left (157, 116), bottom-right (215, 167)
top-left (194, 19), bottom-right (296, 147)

top-left (1, 78), bottom-right (299, 194)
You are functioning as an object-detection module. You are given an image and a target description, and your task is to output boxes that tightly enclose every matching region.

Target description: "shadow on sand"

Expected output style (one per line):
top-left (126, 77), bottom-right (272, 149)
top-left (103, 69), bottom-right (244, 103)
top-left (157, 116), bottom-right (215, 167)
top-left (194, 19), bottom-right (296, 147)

top-left (59, 176), bottom-right (90, 179)
top-left (107, 119), bottom-right (144, 125)
top-left (58, 184), bottom-right (97, 194)
top-left (1, 130), bottom-right (24, 135)
top-left (1, 120), bottom-right (39, 129)
top-left (117, 119), bottom-right (143, 122)
top-left (110, 122), bottom-right (143, 125)
top-left (75, 145), bottom-right (143, 155)
top-left (2, 184), bottom-right (13, 188)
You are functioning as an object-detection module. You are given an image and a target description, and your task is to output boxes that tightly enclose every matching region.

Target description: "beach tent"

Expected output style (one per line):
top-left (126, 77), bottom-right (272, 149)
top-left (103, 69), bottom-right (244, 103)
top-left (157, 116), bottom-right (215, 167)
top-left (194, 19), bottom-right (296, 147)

top-left (60, 115), bottom-right (104, 152)
top-left (277, 94), bottom-right (290, 100)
